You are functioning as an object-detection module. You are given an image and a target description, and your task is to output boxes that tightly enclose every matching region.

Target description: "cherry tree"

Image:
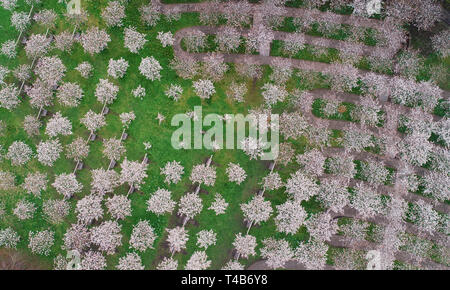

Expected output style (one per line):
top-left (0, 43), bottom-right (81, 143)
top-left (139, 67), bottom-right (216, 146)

top-left (324, 64), bottom-right (359, 92)
top-left (119, 158), bottom-right (148, 194)
top-left (24, 34), bottom-right (51, 59)
top-left (45, 112), bottom-right (72, 138)
top-left (75, 62), bottom-right (93, 78)
top-left (42, 199), bottom-right (69, 225)
top-left (101, 1), bottom-right (125, 27)
top-left (198, 0), bottom-right (220, 25)
top-left (28, 230), bottom-right (54, 256)
top-left (339, 42), bottom-right (363, 65)
top-left (246, 24), bottom-right (274, 55)
top-left (107, 58), bottom-right (129, 79)
top-left (13, 199), bottom-right (36, 220)
top-left (270, 58), bottom-right (293, 85)
top-left (431, 30), bottom-right (449, 57)
top-left (183, 29), bottom-right (206, 52)
top-left (361, 72), bottom-right (391, 100)
top-left (157, 31), bottom-right (174, 48)
top-left (1, 40), bottom-right (16, 59)
top-left (305, 212), bottom-right (338, 242)
top-left (103, 138), bottom-right (126, 166)
top-left (196, 229), bottom-right (217, 250)
top-left (170, 55), bottom-right (199, 79)
top-left (240, 137), bottom-right (266, 160)
top-left (423, 171), bottom-right (449, 202)
top-left (327, 153), bottom-right (356, 180)
top-left (226, 163), bottom-right (247, 185)
top-left (350, 182), bottom-right (384, 219)
top-left (360, 159), bottom-right (389, 186)
top-left (398, 132), bottom-right (433, 167)
top-left (285, 170), bottom-right (319, 203)
top-left (0, 65), bottom-right (8, 85)
top-left (91, 168), bottom-right (120, 195)
top-left (352, 96), bottom-right (382, 127)
top-left (178, 192), bottom-right (203, 225)
top-left (52, 173), bottom-right (83, 199)
top-left (275, 200), bottom-right (307, 235)
top-left (6, 141), bottom-right (32, 166)
top-left (192, 79), bottom-right (215, 99)
top-left (130, 220), bottom-right (157, 252)
top-left (317, 178), bottom-right (349, 214)
top-left (124, 26), bottom-right (147, 53)
top-left (22, 172), bottom-right (47, 196)
top-left (185, 251), bottom-right (211, 270)
top-left (208, 193), bottom-right (228, 215)
top-left (166, 226), bottom-right (189, 255)
top-left (81, 110), bottom-right (106, 135)
top-left (215, 26), bottom-right (241, 53)
top-left (411, 200), bottom-right (440, 235)
top-left (0, 0), bottom-right (17, 10)
top-left (90, 220), bottom-right (123, 255)
top-left (105, 195), bottom-right (131, 220)
top-left (222, 260), bottom-right (244, 270)
top-left (394, 50), bottom-right (423, 80)
top-left (157, 257), bottom-right (178, 270)
top-left (54, 31), bottom-right (75, 52)
top-left (26, 79), bottom-right (54, 117)
top-left (116, 253), bottom-right (144, 270)
top-left (296, 149), bottom-right (326, 177)
top-left (132, 85), bottom-right (146, 100)
top-left (262, 83), bottom-right (288, 107)
top-left (386, 0), bottom-right (441, 31)
top-left (190, 163), bottom-right (216, 186)
top-left (66, 137), bottom-right (89, 165)
top-left (260, 238), bottom-right (294, 269)
top-left (164, 84), bottom-right (183, 101)
top-left (147, 188), bottom-right (176, 215)
top-left (80, 27), bottom-right (111, 55)
top-left (294, 239), bottom-right (328, 270)
top-left (0, 228), bottom-right (20, 249)
top-left (33, 9), bottom-right (56, 30)
top-left (202, 53), bottom-right (229, 82)
top-left (0, 84), bottom-right (20, 111)
top-left (0, 171), bottom-right (15, 190)
top-left (139, 2), bottom-right (160, 27)
top-left (139, 56), bottom-right (162, 81)
top-left (235, 57), bottom-right (263, 79)
top-left (34, 56), bottom-right (66, 87)
top-left (95, 78), bottom-right (119, 108)
top-left (37, 139), bottom-right (63, 166)
top-left (81, 251), bottom-right (107, 270)
top-left (227, 82), bottom-right (247, 103)
top-left (56, 82), bottom-right (83, 107)
top-left (262, 171), bottom-right (283, 191)
top-left (13, 64), bottom-right (31, 83)
top-left (339, 219), bottom-right (368, 246)
top-left (224, 0), bottom-right (251, 27)
top-left (160, 160), bottom-right (184, 185)
top-left (232, 233), bottom-right (257, 260)
top-left (343, 123), bottom-right (374, 153)
top-left (283, 32), bottom-right (306, 56)
top-left (11, 11), bottom-right (30, 33)
top-left (241, 195), bottom-right (273, 230)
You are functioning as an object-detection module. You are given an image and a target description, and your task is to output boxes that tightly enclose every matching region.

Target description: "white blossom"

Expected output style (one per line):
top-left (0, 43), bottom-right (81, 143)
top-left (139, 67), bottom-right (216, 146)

top-left (147, 188), bottom-right (176, 215)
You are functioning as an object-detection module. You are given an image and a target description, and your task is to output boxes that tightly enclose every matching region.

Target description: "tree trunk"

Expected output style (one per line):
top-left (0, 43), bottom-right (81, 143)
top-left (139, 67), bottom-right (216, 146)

top-left (72, 24), bottom-right (78, 39)
top-left (37, 106), bottom-right (42, 118)
top-left (246, 220), bottom-right (253, 235)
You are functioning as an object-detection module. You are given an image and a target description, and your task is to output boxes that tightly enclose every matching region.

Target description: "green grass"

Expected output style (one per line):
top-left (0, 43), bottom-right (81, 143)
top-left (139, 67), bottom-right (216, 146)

top-left (0, 0), bottom-right (448, 270)
top-left (0, 0), bottom-right (323, 269)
